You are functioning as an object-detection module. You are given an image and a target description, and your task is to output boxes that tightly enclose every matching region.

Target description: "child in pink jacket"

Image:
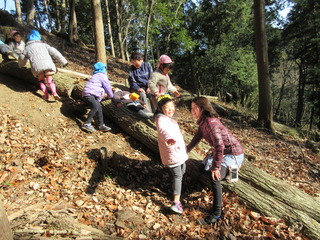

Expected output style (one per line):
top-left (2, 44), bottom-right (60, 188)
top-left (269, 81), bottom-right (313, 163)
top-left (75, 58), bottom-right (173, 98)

top-left (154, 94), bottom-right (188, 214)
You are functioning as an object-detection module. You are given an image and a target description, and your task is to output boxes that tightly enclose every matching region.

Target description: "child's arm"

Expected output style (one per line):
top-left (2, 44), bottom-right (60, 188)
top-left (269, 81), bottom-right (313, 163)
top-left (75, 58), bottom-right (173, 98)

top-left (157, 116), bottom-right (177, 146)
top-left (46, 44), bottom-right (68, 66)
top-left (18, 50), bottom-right (28, 68)
top-left (101, 75), bottom-right (114, 99)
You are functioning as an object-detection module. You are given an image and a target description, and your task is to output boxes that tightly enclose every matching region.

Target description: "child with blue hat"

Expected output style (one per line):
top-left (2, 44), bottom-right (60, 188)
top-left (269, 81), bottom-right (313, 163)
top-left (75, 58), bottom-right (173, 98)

top-left (81, 62), bottom-right (113, 132)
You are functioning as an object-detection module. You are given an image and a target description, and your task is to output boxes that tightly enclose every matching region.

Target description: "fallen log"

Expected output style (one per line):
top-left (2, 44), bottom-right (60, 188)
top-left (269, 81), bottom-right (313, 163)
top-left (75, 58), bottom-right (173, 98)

top-left (0, 58), bottom-right (79, 98)
top-left (0, 196), bottom-right (13, 240)
top-left (1, 62), bottom-right (319, 239)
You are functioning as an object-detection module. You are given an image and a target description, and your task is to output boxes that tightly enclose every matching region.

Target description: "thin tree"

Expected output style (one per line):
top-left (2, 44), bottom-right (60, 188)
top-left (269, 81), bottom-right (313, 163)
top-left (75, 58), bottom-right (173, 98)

top-left (25, 0), bottom-right (35, 27)
top-left (91, 0), bottom-right (107, 63)
top-left (253, 0), bottom-right (273, 131)
top-left (114, 0), bottom-right (125, 60)
top-left (55, 1), bottom-right (61, 32)
top-left (144, 0), bottom-right (154, 61)
top-left (43, 0), bottom-right (53, 31)
top-left (105, 0), bottom-right (115, 57)
top-left (69, 0), bottom-right (79, 43)
top-left (60, 0), bottom-right (67, 34)
top-left (15, 0), bottom-right (22, 24)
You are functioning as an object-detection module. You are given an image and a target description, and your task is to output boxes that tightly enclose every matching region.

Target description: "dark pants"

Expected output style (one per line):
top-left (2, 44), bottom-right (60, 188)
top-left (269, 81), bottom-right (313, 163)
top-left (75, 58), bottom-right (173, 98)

top-left (84, 95), bottom-right (104, 126)
top-left (211, 166), bottom-right (228, 217)
top-left (200, 164), bottom-right (228, 217)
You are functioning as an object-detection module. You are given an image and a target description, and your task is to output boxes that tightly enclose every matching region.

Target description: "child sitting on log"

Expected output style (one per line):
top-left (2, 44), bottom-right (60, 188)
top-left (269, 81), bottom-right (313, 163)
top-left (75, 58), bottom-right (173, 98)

top-left (18, 29), bottom-right (68, 101)
top-left (112, 87), bottom-right (153, 119)
top-left (7, 30), bottom-right (25, 60)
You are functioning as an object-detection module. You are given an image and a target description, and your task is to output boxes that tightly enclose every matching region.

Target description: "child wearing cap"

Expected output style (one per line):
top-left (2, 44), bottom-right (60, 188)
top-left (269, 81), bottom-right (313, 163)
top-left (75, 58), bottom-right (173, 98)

top-left (82, 62), bottom-right (113, 132)
top-left (112, 88), bottom-right (153, 119)
top-left (7, 30), bottom-right (25, 60)
top-left (148, 55), bottom-right (181, 111)
top-left (154, 94), bottom-right (188, 214)
top-left (19, 29), bottom-right (68, 101)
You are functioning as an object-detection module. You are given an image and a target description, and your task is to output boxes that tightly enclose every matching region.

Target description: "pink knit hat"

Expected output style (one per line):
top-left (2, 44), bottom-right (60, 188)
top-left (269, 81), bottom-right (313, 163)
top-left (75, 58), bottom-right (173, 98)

top-left (157, 55), bottom-right (173, 68)
top-left (10, 30), bottom-right (20, 38)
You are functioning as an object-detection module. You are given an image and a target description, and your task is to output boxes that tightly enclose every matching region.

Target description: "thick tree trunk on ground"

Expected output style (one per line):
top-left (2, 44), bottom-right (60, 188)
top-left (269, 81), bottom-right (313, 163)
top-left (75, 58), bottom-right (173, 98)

top-left (0, 197), bottom-right (13, 240)
top-left (1, 63), bottom-right (319, 240)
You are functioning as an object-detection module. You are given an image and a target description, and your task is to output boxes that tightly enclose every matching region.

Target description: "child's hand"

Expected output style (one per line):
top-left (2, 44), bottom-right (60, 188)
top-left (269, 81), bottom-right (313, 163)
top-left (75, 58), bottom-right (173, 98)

top-left (154, 92), bottom-right (161, 97)
top-left (173, 91), bottom-right (180, 97)
top-left (143, 105), bottom-right (147, 109)
top-left (166, 139), bottom-right (176, 146)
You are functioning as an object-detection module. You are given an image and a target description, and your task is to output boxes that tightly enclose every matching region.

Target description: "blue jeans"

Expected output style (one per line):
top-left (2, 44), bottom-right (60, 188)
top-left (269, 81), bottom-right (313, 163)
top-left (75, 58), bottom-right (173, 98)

top-left (83, 95), bottom-right (104, 126)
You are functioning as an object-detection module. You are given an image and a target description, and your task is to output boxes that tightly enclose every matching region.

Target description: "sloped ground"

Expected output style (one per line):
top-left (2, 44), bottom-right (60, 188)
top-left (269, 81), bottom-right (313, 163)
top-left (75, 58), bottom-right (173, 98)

top-left (0, 31), bottom-right (319, 239)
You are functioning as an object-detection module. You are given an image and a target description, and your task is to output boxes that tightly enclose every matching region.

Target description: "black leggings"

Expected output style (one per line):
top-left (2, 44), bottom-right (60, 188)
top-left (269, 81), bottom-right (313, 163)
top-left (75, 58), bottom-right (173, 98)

top-left (84, 95), bottom-right (104, 126)
top-left (211, 166), bottom-right (228, 217)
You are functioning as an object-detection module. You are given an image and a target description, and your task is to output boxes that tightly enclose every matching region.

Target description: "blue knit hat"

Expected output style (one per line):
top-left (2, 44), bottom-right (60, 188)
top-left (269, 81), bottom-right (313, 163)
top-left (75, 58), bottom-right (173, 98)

top-left (93, 62), bottom-right (107, 74)
top-left (28, 30), bottom-right (41, 41)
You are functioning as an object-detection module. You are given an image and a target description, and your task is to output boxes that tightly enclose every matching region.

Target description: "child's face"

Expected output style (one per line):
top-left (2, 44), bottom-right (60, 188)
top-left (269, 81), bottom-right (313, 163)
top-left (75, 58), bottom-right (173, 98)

top-left (13, 34), bottom-right (21, 42)
top-left (162, 101), bottom-right (175, 118)
top-left (131, 59), bottom-right (143, 68)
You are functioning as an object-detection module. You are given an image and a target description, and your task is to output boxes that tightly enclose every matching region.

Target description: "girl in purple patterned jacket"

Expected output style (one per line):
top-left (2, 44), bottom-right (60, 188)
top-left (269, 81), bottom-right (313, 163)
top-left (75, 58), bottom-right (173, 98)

top-left (186, 96), bottom-right (244, 225)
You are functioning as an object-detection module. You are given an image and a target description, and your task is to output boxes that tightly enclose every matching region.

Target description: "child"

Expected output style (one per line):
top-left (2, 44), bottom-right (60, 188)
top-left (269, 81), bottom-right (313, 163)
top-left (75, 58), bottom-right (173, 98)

top-left (7, 30), bottom-right (25, 60)
top-left (128, 52), bottom-right (153, 111)
top-left (148, 55), bottom-right (181, 111)
top-left (19, 29), bottom-right (68, 101)
top-left (82, 62), bottom-right (113, 132)
top-left (154, 94), bottom-right (188, 214)
top-left (112, 87), bottom-right (153, 119)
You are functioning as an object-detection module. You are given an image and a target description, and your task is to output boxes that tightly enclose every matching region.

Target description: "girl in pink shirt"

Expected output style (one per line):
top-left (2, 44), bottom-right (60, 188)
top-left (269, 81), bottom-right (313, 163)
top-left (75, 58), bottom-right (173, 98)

top-left (154, 95), bottom-right (188, 214)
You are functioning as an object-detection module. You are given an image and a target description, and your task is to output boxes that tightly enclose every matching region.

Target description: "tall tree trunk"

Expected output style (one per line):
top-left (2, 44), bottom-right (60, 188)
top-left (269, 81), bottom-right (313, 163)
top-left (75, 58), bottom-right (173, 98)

top-left (114, 0), bottom-right (125, 60)
top-left (164, 0), bottom-right (185, 53)
top-left (55, 1), bottom-right (61, 32)
top-left (43, 0), bottom-right (53, 31)
top-left (105, 0), bottom-right (115, 57)
top-left (15, 0), bottom-right (22, 24)
top-left (253, 0), bottom-right (273, 131)
top-left (295, 64), bottom-right (306, 128)
top-left (91, 0), bottom-right (107, 63)
top-left (144, 0), bottom-right (154, 61)
top-left (68, 0), bottom-right (79, 43)
top-left (60, 0), bottom-right (67, 34)
top-left (26, 0), bottom-right (35, 27)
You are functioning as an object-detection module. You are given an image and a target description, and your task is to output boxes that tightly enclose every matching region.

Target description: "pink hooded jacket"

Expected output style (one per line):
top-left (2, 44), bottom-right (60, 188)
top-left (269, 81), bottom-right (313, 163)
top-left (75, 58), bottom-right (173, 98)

top-left (155, 114), bottom-right (188, 166)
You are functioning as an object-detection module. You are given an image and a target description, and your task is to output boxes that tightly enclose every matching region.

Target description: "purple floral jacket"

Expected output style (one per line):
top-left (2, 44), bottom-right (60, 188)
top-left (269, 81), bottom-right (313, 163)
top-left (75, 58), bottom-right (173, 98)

top-left (186, 115), bottom-right (244, 170)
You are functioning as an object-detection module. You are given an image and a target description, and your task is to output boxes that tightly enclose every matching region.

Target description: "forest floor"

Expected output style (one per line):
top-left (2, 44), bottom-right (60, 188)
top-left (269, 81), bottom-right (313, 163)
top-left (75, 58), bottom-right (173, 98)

top-left (0, 31), bottom-right (319, 240)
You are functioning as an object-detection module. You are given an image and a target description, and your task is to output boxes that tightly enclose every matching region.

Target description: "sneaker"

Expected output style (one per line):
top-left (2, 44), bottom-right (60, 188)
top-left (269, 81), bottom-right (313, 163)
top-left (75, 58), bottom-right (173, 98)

top-left (53, 95), bottom-right (61, 101)
top-left (170, 201), bottom-right (183, 214)
top-left (98, 124), bottom-right (111, 132)
top-left (82, 123), bottom-right (96, 132)
top-left (199, 214), bottom-right (220, 225)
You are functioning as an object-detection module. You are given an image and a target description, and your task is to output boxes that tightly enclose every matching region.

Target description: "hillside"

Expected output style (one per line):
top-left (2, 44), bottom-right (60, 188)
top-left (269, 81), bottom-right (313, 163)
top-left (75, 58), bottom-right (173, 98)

top-left (0, 29), bottom-right (319, 239)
